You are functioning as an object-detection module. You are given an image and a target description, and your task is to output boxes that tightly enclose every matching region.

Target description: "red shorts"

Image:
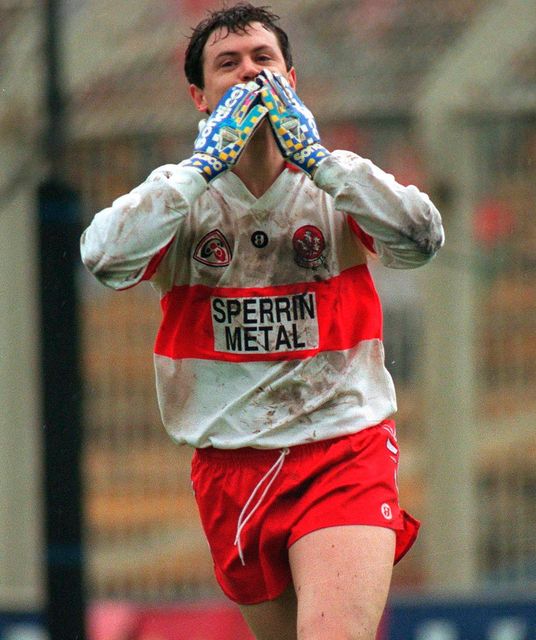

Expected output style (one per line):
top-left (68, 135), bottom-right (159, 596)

top-left (191, 421), bottom-right (420, 605)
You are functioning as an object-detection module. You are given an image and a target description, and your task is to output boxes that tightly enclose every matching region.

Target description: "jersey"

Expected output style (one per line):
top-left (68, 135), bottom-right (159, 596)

top-left (81, 150), bottom-right (444, 449)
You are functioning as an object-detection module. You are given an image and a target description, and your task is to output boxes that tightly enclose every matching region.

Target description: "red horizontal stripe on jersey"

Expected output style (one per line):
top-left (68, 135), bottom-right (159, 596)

top-left (154, 264), bottom-right (382, 362)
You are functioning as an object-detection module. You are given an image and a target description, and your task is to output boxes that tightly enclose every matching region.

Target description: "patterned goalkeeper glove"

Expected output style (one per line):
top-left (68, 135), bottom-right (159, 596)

top-left (181, 81), bottom-right (267, 182)
top-left (257, 69), bottom-right (330, 178)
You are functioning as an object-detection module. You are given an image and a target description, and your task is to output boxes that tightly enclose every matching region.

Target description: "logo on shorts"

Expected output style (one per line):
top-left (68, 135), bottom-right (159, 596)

top-left (194, 229), bottom-right (232, 267)
top-left (292, 225), bottom-right (325, 268)
top-left (381, 503), bottom-right (393, 520)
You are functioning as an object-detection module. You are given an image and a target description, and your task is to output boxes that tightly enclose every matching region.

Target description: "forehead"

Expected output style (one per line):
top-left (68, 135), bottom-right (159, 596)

top-left (203, 21), bottom-right (281, 61)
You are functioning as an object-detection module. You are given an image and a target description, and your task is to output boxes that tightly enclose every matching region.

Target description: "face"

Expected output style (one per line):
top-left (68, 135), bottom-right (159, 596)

top-left (190, 21), bottom-right (296, 113)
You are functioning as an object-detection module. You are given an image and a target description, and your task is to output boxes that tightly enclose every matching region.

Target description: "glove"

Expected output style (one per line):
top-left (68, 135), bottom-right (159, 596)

top-left (181, 81), bottom-right (267, 182)
top-left (257, 69), bottom-right (330, 178)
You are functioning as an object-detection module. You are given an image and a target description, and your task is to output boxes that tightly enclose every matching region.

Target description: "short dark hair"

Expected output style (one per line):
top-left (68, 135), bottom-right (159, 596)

top-left (184, 2), bottom-right (293, 88)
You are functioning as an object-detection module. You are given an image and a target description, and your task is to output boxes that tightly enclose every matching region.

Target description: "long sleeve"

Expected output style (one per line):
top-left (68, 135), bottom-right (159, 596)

top-left (80, 164), bottom-right (207, 289)
top-left (314, 150), bottom-right (444, 268)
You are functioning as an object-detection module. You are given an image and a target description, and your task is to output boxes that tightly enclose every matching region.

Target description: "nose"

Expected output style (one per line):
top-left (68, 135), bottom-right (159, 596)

top-left (239, 58), bottom-right (261, 82)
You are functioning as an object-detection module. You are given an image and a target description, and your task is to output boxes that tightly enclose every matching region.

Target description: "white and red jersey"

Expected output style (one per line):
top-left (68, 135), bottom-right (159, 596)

top-left (81, 150), bottom-right (444, 449)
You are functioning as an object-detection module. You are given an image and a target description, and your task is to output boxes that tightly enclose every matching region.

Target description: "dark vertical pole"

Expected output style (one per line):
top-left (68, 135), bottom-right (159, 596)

top-left (43, 0), bottom-right (65, 173)
top-left (39, 1), bottom-right (86, 638)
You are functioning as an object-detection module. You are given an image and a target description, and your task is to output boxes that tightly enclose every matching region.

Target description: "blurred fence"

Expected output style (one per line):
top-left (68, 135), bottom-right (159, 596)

top-left (473, 117), bottom-right (536, 587)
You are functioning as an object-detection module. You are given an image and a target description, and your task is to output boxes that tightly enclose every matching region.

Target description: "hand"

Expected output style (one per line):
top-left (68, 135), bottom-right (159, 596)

top-left (181, 81), bottom-right (267, 182)
top-left (257, 69), bottom-right (330, 178)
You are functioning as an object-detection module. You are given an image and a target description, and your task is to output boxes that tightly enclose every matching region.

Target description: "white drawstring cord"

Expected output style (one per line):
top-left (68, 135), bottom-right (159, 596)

top-left (234, 448), bottom-right (290, 566)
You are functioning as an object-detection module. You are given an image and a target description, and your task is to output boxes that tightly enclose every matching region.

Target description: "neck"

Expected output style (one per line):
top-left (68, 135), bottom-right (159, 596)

top-left (231, 121), bottom-right (286, 198)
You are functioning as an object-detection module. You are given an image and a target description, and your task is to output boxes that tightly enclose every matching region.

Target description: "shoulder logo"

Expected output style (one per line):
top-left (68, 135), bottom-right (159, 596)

top-left (194, 229), bottom-right (232, 267)
top-left (292, 225), bottom-right (326, 268)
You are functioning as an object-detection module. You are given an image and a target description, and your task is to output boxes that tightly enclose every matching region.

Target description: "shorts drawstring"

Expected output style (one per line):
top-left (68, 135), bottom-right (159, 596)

top-left (234, 447), bottom-right (290, 566)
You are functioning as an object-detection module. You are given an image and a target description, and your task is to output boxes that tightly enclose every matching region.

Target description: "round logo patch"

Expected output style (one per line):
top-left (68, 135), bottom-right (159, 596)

top-left (251, 230), bottom-right (269, 248)
top-left (381, 503), bottom-right (393, 521)
top-left (292, 225), bottom-right (325, 268)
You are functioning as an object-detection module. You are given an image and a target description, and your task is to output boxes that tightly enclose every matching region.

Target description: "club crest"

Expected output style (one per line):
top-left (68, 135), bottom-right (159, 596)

top-left (292, 225), bottom-right (325, 268)
top-left (194, 229), bottom-right (232, 267)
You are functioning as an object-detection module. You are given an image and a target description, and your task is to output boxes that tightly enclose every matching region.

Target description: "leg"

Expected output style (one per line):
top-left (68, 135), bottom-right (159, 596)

top-left (289, 525), bottom-right (395, 640)
top-left (239, 584), bottom-right (298, 640)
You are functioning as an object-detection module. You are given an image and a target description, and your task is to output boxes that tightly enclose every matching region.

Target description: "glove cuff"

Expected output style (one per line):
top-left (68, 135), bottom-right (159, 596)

top-left (290, 144), bottom-right (330, 178)
top-left (180, 153), bottom-right (227, 183)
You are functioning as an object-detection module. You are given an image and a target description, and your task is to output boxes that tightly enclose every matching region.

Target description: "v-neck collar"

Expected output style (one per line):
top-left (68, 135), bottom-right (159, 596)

top-left (213, 167), bottom-right (298, 211)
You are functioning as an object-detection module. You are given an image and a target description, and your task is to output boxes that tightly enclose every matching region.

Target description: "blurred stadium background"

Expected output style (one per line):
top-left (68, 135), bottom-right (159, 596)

top-left (1, 0), bottom-right (535, 638)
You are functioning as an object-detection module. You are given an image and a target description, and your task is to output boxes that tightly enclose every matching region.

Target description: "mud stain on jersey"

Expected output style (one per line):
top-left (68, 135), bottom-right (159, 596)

top-left (259, 352), bottom-right (351, 422)
top-left (208, 186), bottom-right (232, 214)
top-left (402, 218), bottom-right (443, 256)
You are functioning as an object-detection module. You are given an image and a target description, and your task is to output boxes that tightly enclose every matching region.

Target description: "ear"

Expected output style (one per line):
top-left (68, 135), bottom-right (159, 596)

top-left (287, 67), bottom-right (297, 89)
top-left (189, 84), bottom-right (208, 113)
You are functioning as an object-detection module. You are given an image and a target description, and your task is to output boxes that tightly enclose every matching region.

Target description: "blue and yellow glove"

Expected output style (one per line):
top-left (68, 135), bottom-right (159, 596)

top-left (181, 81), bottom-right (267, 182)
top-left (257, 70), bottom-right (330, 178)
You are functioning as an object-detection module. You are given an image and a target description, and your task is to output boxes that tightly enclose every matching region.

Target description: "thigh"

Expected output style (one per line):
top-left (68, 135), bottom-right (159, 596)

top-left (239, 584), bottom-right (298, 640)
top-left (289, 525), bottom-right (395, 640)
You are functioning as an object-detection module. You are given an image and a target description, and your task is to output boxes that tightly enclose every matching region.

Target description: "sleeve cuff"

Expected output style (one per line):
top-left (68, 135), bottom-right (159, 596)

top-left (312, 152), bottom-right (361, 195)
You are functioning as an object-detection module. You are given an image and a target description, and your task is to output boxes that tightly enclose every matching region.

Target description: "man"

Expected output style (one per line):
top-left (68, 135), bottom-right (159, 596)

top-left (81, 3), bottom-right (444, 639)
